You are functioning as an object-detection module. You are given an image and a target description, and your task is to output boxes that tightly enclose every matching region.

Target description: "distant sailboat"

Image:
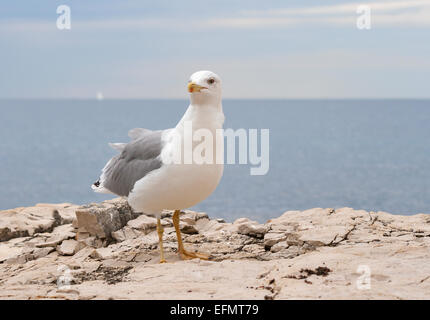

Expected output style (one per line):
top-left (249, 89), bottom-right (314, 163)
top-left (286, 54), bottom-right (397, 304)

top-left (96, 92), bottom-right (104, 101)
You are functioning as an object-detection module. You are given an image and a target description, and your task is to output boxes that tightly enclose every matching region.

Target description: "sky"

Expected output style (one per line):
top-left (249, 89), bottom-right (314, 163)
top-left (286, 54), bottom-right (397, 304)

top-left (1, 0), bottom-right (429, 99)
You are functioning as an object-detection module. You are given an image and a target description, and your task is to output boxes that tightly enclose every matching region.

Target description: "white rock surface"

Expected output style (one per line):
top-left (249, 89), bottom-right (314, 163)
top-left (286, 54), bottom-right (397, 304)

top-left (57, 240), bottom-right (79, 256)
top-left (0, 200), bottom-right (429, 299)
top-left (0, 203), bottom-right (78, 241)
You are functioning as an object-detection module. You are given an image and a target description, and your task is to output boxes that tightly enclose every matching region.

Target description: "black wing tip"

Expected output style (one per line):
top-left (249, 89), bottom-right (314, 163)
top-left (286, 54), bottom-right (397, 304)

top-left (93, 180), bottom-right (101, 187)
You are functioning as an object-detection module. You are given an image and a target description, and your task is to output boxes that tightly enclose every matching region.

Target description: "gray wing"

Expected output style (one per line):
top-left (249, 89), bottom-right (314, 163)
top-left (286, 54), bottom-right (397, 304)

top-left (93, 129), bottom-right (164, 197)
top-left (128, 128), bottom-right (153, 140)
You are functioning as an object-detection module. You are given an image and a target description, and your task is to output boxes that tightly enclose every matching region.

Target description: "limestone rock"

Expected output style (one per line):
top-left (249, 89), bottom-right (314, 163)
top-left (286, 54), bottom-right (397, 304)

top-left (270, 241), bottom-right (288, 253)
top-left (1, 201), bottom-right (430, 299)
top-left (57, 239), bottom-right (79, 256)
top-left (5, 254), bottom-right (31, 265)
top-left (0, 240), bottom-right (25, 263)
top-left (91, 247), bottom-right (115, 260)
top-left (235, 219), bottom-right (269, 238)
top-left (75, 199), bottom-right (140, 240)
top-left (35, 224), bottom-right (76, 248)
top-left (182, 210), bottom-right (209, 221)
top-left (181, 223), bottom-right (199, 235)
top-left (0, 237), bottom-right (56, 264)
top-left (127, 215), bottom-right (157, 232)
top-left (111, 227), bottom-right (141, 242)
top-left (264, 232), bottom-right (287, 248)
top-left (0, 204), bottom-right (77, 242)
top-left (33, 247), bottom-right (55, 259)
top-left (77, 236), bottom-right (97, 248)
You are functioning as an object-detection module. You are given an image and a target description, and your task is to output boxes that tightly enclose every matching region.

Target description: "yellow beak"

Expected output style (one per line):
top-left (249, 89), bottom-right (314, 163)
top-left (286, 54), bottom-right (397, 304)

top-left (188, 82), bottom-right (207, 93)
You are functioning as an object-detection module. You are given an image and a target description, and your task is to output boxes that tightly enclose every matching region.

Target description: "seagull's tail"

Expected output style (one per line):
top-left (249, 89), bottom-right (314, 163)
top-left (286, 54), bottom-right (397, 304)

top-left (91, 179), bottom-right (112, 194)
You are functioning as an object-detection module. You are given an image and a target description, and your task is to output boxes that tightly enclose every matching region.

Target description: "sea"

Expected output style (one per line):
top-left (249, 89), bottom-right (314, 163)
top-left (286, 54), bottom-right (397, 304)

top-left (1, 99), bottom-right (429, 222)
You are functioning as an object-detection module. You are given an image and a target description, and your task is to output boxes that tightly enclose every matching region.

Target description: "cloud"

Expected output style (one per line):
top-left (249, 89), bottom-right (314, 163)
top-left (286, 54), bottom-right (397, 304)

top-left (2, 0), bottom-right (430, 34)
top-left (211, 0), bottom-right (430, 29)
top-left (243, 1), bottom-right (430, 16)
top-left (1, 1), bottom-right (429, 99)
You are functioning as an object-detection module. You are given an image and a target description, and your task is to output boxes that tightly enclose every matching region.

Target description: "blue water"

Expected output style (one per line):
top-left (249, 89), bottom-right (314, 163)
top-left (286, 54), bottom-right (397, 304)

top-left (0, 99), bottom-right (429, 222)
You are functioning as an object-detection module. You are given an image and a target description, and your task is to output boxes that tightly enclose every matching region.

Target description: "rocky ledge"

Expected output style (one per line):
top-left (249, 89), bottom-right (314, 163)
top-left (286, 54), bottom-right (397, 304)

top-left (0, 199), bottom-right (429, 299)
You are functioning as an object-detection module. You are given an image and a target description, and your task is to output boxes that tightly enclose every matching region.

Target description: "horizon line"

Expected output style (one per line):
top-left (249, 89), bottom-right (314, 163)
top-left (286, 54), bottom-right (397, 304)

top-left (1, 97), bottom-right (429, 102)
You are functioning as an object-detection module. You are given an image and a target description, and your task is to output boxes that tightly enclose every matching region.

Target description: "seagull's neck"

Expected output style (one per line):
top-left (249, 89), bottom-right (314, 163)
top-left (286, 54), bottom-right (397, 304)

top-left (176, 102), bottom-right (224, 131)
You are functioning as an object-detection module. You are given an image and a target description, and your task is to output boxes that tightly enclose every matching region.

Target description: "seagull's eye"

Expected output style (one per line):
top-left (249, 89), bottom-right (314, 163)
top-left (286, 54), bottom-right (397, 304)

top-left (207, 78), bottom-right (215, 85)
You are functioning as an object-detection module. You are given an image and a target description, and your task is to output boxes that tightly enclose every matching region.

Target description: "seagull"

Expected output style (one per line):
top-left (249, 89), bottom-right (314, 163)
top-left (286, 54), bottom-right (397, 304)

top-left (92, 71), bottom-right (224, 263)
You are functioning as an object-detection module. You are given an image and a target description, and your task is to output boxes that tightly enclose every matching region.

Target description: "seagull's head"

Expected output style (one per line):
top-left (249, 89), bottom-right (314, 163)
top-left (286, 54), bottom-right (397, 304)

top-left (187, 70), bottom-right (222, 105)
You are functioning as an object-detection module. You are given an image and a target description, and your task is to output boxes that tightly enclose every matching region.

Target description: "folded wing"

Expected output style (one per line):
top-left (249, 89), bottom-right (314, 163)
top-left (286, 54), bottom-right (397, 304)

top-left (92, 129), bottom-right (164, 197)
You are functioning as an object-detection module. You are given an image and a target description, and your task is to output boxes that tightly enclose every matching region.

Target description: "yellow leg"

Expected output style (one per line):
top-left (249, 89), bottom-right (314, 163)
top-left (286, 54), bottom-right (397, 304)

top-left (157, 218), bottom-right (167, 263)
top-left (173, 210), bottom-right (210, 260)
